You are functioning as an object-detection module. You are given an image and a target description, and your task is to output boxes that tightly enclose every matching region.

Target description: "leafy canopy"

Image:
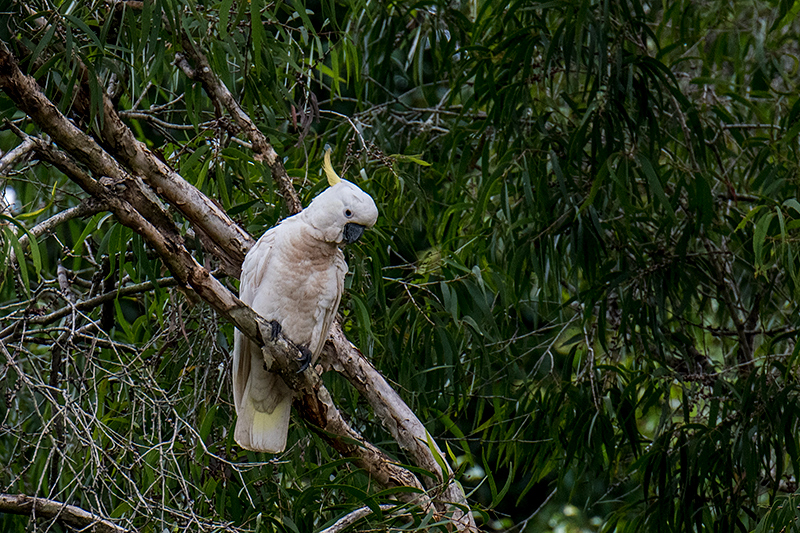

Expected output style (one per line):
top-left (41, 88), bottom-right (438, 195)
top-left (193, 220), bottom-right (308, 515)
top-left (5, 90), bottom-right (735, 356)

top-left (2, 0), bottom-right (800, 532)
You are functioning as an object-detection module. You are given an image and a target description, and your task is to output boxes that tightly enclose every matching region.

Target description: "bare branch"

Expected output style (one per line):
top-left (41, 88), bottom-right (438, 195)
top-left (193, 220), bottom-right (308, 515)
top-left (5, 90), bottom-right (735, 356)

top-left (19, 200), bottom-right (104, 247)
top-left (0, 275), bottom-right (178, 339)
top-left (0, 136), bottom-right (35, 175)
top-left (3, 193), bottom-right (103, 268)
top-left (118, 110), bottom-right (213, 131)
top-left (56, 262), bottom-right (77, 303)
top-left (175, 41), bottom-right (303, 214)
top-left (319, 504), bottom-right (396, 533)
top-left (0, 493), bottom-right (128, 533)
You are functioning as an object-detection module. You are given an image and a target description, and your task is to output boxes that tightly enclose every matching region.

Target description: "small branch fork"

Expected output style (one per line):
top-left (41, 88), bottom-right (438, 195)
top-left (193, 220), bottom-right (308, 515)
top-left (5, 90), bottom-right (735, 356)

top-left (0, 30), bottom-right (476, 533)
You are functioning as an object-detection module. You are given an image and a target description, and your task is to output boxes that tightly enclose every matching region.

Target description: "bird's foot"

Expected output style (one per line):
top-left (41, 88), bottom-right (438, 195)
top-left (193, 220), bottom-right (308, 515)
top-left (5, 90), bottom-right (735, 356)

top-left (296, 346), bottom-right (312, 373)
top-left (268, 320), bottom-right (282, 341)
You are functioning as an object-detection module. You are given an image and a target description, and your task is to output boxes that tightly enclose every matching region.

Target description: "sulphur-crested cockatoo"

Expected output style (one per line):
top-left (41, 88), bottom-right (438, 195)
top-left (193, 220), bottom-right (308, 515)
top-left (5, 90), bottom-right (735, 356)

top-left (232, 151), bottom-right (378, 453)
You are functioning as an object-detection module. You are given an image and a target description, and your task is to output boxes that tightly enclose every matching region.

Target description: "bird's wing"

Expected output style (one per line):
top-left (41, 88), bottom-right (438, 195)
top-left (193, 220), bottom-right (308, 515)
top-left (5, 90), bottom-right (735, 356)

top-left (307, 249), bottom-right (348, 359)
top-left (239, 228), bottom-right (277, 306)
top-left (232, 228), bottom-right (277, 445)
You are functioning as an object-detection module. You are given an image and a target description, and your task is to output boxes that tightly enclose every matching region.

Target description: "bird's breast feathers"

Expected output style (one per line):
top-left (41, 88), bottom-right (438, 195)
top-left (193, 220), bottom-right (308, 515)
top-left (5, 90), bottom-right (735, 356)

top-left (241, 220), bottom-right (347, 356)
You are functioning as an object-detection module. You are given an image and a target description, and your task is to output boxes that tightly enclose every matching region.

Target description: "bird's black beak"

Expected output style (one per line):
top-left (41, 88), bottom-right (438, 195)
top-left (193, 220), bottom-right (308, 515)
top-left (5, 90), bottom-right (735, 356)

top-left (342, 222), bottom-right (366, 244)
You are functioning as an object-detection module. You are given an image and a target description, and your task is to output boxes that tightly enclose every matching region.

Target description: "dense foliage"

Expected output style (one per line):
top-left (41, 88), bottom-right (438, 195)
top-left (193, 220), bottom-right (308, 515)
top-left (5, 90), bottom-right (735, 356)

top-left (2, 0), bottom-right (800, 531)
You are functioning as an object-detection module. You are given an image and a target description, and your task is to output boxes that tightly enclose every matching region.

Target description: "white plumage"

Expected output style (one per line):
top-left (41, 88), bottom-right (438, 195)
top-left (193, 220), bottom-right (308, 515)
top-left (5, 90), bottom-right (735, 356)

top-left (233, 178), bottom-right (378, 453)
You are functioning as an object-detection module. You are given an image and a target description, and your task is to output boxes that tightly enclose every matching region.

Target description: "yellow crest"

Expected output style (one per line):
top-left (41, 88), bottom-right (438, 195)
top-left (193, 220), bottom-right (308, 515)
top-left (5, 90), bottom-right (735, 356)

top-left (323, 148), bottom-right (342, 186)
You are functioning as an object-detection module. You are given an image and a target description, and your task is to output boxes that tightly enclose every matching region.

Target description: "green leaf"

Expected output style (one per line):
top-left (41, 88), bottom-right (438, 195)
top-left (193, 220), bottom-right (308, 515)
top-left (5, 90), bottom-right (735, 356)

top-left (114, 299), bottom-right (134, 340)
top-left (65, 14), bottom-right (103, 51)
top-left (753, 212), bottom-right (774, 268)
top-left (425, 430), bottom-right (449, 475)
top-left (579, 159), bottom-right (609, 212)
top-left (636, 154), bottom-right (678, 223)
top-left (199, 404), bottom-right (217, 443)
top-left (30, 24), bottom-right (56, 65)
top-left (736, 205), bottom-right (765, 231)
top-left (219, 0), bottom-right (233, 39)
top-left (3, 225), bottom-right (29, 295)
top-left (72, 212), bottom-right (112, 255)
top-left (316, 62), bottom-right (345, 88)
top-left (783, 198), bottom-right (800, 217)
top-left (1, 215), bottom-right (42, 282)
top-left (391, 153), bottom-right (432, 166)
top-left (250, 0), bottom-right (264, 73)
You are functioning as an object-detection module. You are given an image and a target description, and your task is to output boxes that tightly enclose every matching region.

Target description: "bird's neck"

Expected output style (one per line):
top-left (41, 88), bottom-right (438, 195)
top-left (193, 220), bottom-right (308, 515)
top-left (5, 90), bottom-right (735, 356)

top-left (285, 219), bottom-right (340, 259)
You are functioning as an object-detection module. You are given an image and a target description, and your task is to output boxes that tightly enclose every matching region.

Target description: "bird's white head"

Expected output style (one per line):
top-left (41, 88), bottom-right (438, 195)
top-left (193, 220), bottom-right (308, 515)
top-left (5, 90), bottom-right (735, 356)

top-left (302, 152), bottom-right (379, 245)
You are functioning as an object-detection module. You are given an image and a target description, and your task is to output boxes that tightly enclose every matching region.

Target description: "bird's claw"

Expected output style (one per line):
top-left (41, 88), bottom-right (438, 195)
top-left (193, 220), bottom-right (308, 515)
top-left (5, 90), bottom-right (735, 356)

top-left (296, 346), bottom-right (312, 373)
top-left (268, 320), bottom-right (282, 341)
top-left (266, 320), bottom-right (309, 372)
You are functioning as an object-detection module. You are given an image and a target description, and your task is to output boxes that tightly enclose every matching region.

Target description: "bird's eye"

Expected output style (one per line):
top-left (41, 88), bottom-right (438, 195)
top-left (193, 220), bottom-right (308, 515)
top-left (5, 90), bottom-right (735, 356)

top-left (345, 209), bottom-right (353, 218)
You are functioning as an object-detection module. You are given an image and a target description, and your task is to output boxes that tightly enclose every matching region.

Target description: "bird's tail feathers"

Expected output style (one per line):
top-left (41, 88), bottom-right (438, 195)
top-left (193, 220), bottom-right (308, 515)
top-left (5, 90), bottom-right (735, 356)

top-left (234, 390), bottom-right (292, 453)
top-left (233, 334), bottom-right (292, 453)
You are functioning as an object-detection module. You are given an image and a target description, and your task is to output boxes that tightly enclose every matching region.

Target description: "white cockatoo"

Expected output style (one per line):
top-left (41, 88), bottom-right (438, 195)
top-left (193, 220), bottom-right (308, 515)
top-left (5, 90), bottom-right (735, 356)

top-left (232, 151), bottom-right (379, 453)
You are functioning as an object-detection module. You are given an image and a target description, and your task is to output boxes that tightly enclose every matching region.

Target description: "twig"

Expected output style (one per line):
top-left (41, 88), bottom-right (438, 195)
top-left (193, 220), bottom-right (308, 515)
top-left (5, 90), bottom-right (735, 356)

top-left (0, 276), bottom-right (179, 339)
top-left (118, 110), bottom-right (215, 131)
top-left (4, 195), bottom-right (104, 268)
top-left (723, 123), bottom-right (782, 130)
top-left (321, 109), bottom-right (368, 152)
top-left (319, 504), bottom-right (397, 533)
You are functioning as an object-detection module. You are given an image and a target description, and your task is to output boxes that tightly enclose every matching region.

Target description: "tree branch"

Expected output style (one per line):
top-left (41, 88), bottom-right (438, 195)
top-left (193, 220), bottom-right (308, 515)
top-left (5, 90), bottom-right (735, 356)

top-left (0, 274), bottom-right (179, 340)
top-left (0, 135), bottom-right (35, 175)
top-left (319, 504), bottom-right (397, 533)
top-left (0, 493), bottom-right (127, 533)
top-left (0, 173), bottom-right (104, 268)
top-left (175, 40), bottom-right (303, 215)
